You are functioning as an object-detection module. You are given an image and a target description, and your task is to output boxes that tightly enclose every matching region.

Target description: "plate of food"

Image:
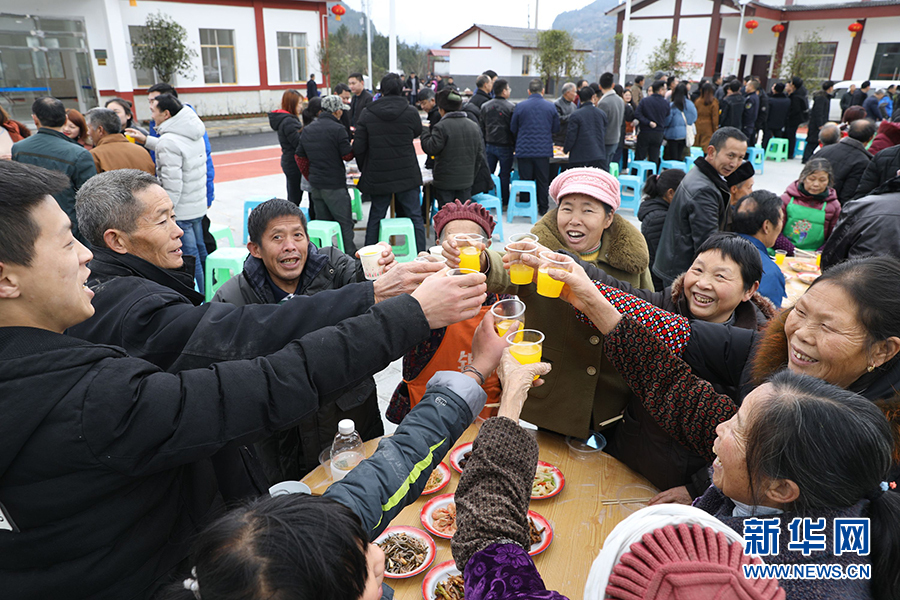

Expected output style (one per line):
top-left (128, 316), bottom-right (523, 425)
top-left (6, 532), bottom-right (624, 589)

top-left (374, 526), bottom-right (436, 579)
top-left (797, 272), bottom-right (819, 285)
top-left (790, 261), bottom-right (818, 273)
top-left (422, 560), bottom-right (464, 600)
top-left (532, 461), bottom-right (565, 500)
top-left (421, 493), bottom-right (458, 539)
top-left (528, 510), bottom-right (553, 556)
top-left (449, 443), bottom-right (473, 474)
top-left (423, 463), bottom-right (452, 495)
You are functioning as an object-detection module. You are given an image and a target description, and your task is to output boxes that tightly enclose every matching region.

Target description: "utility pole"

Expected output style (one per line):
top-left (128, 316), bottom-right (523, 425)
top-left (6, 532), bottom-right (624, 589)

top-left (535, 0), bottom-right (539, 29)
top-left (389, 0), bottom-right (398, 73)
top-left (732, 0), bottom-right (752, 77)
top-left (619, 0), bottom-right (632, 86)
top-left (365, 0), bottom-right (373, 89)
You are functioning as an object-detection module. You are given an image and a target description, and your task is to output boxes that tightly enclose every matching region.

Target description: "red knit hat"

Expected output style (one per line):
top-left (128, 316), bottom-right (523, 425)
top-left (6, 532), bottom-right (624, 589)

top-left (433, 199), bottom-right (496, 239)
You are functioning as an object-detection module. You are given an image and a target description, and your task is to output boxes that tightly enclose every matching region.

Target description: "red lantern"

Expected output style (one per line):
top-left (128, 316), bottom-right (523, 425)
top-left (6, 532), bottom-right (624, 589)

top-left (745, 20), bottom-right (759, 34)
top-left (848, 22), bottom-right (863, 38)
top-left (772, 23), bottom-right (785, 38)
top-left (331, 3), bottom-right (346, 20)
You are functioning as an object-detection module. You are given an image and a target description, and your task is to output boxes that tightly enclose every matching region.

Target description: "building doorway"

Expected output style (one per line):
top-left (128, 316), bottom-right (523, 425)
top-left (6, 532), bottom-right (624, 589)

top-left (751, 55), bottom-right (771, 89)
top-left (871, 43), bottom-right (900, 80)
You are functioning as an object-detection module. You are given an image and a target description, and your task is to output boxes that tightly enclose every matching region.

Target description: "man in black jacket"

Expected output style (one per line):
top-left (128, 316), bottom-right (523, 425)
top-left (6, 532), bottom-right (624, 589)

top-left (469, 74), bottom-right (493, 110)
top-left (840, 83), bottom-right (857, 114)
top-left (741, 78), bottom-right (760, 142)
top-left (296, 95), bottom-right (357, 254)
top-left (816, 119), bottom-right (876, 203)
top-left (404, 71), bottom-right (420, 105)
top-left (481, 78), bottom-right (516, 205)
top-left (764, 82), bottom-right (790, 149)
top-left (718, 79), bottom-right (745, 129)
top-left (563, 86), bottom-right (608, 170)
top-left (0, 160), bottom-right (489, 599)
top-left (851, 80), bottom-right (870, 106)
top-left (348, 72), bottom-right (373, 127)
top-left (785, 77), bottom-right (808, 159)
top-left (802, 80), bottom-right (834, 163)
top-left (634, 80), bottom-right (670, 166)
top-left (852, 140), bottom-right (900, 199)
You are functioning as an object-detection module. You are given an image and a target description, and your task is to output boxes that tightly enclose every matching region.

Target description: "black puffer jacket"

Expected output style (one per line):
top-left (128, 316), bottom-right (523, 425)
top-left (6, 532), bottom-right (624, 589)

top-left (468, 88), bottom-right (492, 109)
top-left (808, 90), bottom-right (831, 129)
top-left (563, 102), bottom-right (608, 165)
top-left (766, 93), bottom-right (790, 131)
top-left (636, 195), bottom-right (670, 272)
top-left (480, 97), bottom-right (515, 146)
top-left (296, 112), bottom-right (353, 190)
top-left (814, 137), bottom-right (872, 203)
top-left (352, 95), bottom-right (423, 195)
top-left (853, 144), bottom-right (900, 200)
top-left (268, 110), bottom-right (302, 176)
top-left (421, 111), bottom-right (484, 190)
top-left (718, 94), bottom-right (744, 129)
top-left (821, 176), bottom-right (900, 269)
top-left (786, 84), bottom-right (809, 127)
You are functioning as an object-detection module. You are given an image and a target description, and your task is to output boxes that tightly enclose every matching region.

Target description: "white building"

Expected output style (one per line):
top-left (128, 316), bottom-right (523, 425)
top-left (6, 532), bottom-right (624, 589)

top-left (0, 1), bottom-right (328, 121)
top-left (608, 0), bottom-right (900, 86)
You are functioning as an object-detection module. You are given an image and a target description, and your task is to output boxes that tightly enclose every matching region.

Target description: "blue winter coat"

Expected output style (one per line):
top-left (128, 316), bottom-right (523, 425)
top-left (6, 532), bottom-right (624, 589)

top-left (663, 99), bottom-right (698, 141)
top-left (149, 103), bottom-right (215, 206)
top-left (510, 93), bottom-right (560, 158)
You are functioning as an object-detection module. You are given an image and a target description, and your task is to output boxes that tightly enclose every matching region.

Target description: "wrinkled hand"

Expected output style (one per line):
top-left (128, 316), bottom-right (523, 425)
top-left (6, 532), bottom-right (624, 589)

top-left (442, 237), bottom-right (487, 271)
top-left (649, 486), bottom-right (693, 506)
top-left (496, 347), bottom-right (551, 421)
top-left (411, 268), bottom-right (487, 329)
top-left (373, 259), bottom-right (444, 302)
top-left (124, 128), bottom-right (147, 145)
top-left (469, 310), bottom-right (509, 379)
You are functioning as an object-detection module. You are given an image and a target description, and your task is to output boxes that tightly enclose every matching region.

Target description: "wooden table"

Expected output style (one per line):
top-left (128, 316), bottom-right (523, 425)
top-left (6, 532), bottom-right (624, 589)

top-left (302, 423), bottom-right (658, 600)
top-left (778, 255), bottom-right (818, 306)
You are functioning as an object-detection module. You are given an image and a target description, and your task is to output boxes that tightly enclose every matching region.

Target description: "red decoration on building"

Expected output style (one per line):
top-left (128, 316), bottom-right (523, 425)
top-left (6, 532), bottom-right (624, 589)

top-left (772, 23), bottom-right (785, 38)
top-left (745, 20), bottom-right (759, 34)
top-left (331, 3), bottom-right (346, 20)
top-left (848, 22), bottom-right (863, 38)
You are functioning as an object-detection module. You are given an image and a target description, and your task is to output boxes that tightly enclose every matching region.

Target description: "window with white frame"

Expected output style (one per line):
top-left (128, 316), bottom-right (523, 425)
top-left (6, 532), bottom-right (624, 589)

top-left (128, 26), bottom-right (158, 87)
top-left (798, 41), bottom-right (838, 80)
top-left (200, 28), bottom-right (236, 84)
top-left (277, 32), bottom-right (308, 83)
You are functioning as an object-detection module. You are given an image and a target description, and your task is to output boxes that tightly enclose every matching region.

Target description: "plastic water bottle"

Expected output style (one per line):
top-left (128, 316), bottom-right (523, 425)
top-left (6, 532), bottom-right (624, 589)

top-left (330, 419), bottom-right (364, 482)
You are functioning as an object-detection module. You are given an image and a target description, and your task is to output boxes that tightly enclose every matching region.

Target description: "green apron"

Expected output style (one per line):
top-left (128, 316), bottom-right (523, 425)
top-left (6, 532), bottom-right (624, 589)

top-left (783, 197), bottom-right (827, 250)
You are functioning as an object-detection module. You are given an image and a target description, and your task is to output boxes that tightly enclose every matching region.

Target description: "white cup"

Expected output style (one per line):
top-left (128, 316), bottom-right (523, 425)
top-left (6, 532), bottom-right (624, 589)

top-left (429, 245), bottom-right (444, 256)
top-left (359, 245), bottom-right (386, 280)
top-left (268, 481), bottom-right (312, 496)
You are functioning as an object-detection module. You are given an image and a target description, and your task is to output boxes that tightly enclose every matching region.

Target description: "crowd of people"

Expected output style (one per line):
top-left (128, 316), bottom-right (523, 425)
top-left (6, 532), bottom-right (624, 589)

top-left (2, 65), bottom-right (900, 600)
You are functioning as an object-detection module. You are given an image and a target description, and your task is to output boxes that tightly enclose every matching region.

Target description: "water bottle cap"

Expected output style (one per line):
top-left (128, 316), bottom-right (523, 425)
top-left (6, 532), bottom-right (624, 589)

top-left (338, 419), bottom-right (355, 435)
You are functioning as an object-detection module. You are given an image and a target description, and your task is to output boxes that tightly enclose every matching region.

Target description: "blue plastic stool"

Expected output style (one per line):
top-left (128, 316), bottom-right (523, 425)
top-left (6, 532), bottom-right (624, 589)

top-left (795, 136), bottom-right (807, 157)
top-left (690, 147), bottom-right (704, 160)
top-left (490, 174), bottom-right (502, 199)
top-left (684, 155), bottom-right (696, 170)
top-left (660, 160), bottom-right (687, 172)
top-left (307, 220), bottom-right (344, 252)
top-left (746, 147), bottom-right (765, 174)
top-left (472, 193), bottom-right (504, 241)
top-left (629, 160), bottom-right (658, 183)
top-left (301, 206), bottom-right (310, 221)
top-left (379, 217), bottom-right (417, 262)
top-left (242, 196), bottom-right (276, 243)
top-left (507, 180), bottom-right (539, 224)
top-left (204, 247), bottom-right (249, 302)
top-left (628, 148), bottom-right (635, 163)
top-left (208, 223), bottom-right (234, 248)
top-left (618, 175), bottom-right (642, 211)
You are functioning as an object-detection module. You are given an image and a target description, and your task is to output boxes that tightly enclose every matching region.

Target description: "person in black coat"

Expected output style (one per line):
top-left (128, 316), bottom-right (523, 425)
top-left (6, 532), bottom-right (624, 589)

top-left (802, 80), bottom-right (834, 163)
top-left (348, 72), bottom-right (373, 127)
top-left (480, 78), bottom-right (516, 205)
top-left (306, 73), bottom-right (319, 98)
top-left (563, 86), bottom-right (608, 170)
top-left (268, 89), bottom-right (304, 207)
top-left (718, 80), bottom-right (745, 129)
top-left (469, 74), bottom-right (493, 110)
top-left (634, 80), bottom-right (670, 166)
top-left (638, 168), bottom-right (686, 290)
top-left (815, 118), bottom-right (876, 203)
top-left (353, 73), bottom-right (427, 252)
top-left (851, 80), bottom-right (870, 106)
top-left (764, 82), bottom-right (790, 149)
top-left (840, 83), bottom-right (857, 114)
top-left (853, 143), bottom-right (900, 200)
top-left (785, 77), bottom-right (808, 159)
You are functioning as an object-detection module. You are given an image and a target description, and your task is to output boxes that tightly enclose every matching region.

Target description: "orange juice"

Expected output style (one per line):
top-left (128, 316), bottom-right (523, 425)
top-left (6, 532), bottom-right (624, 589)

top-left (509, 262), bottom-right (534, 285)
top-left (124, 133), bottom-right (135, 143)
top-left (496, 319), bottom-right (524, 342)
top-left (459, 246), bottom-right (481, 271)
top-left (537, 266), bottom-right (566, 298)
top-left (510, 342), bottom-right (542, 379)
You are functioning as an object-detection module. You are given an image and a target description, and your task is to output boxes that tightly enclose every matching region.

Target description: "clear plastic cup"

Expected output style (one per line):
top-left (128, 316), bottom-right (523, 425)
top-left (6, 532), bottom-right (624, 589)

top-left (359, 245), bottom-right (386, 280)
top-left (536, 251), bottom-right (574, 298)
top-left (507, 329), bottom-right (545, 380)
top-left (453, 234), bottom-right (484, 272)
top-left (446, 268), bottom-right (480, 277)
top-left (507, 232), bottom-right (538, 245)
top-left (491, 299), bottom-right (525, 341)
top-left (415, 254), bottom-right (448, 263)
top-left (774, 250), bottom-right (787, 266)
top-left (507, 241), bottom-right (539, 285)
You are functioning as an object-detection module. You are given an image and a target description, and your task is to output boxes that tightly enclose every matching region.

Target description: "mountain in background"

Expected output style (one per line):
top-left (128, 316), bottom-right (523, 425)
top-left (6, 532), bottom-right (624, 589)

top-left (552, 0), bottom-right (621, 79)
top-left (327, 6), bottom-right (379, 38)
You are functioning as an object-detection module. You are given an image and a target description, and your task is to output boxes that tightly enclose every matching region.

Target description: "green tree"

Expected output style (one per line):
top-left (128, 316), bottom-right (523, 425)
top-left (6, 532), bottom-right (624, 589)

top-left (318, 24), bottom-right (428, 89)
top-left (780, 29), bottom-right (826, 91)
top-left (130, 12), bottom-right (196, 83)
top-left (644, 37), bottom-right (693, 79)
top-left (613, 33), bottom-right (640, 76)
top-left (534, 29), bottom-right (585, 94)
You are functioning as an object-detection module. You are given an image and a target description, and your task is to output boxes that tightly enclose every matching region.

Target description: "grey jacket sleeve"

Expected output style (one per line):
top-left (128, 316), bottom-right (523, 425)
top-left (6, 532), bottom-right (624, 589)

top-left (325, 371), bottom-right (486, 538)
top-left (688, 188), bottom-right (724, 255)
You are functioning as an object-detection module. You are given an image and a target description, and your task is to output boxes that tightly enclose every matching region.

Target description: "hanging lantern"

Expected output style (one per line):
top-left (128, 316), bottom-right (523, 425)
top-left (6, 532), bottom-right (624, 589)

top-left (745, 20), bottom-right (759, 34)
top-left (129, 0), bottom-right (136, 5)
top-left (848, 22), bottom-right (863, 38)
top-left (331, 4), bottom-right (346, 21)
top-left (772, 23), bottom-right (785, 38)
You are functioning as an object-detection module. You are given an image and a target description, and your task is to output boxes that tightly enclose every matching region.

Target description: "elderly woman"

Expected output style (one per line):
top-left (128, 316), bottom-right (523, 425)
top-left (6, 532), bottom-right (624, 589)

top-left (553, 260), bottom-right (900, 600)
top-left (781, 157), bottom-right (841, 251)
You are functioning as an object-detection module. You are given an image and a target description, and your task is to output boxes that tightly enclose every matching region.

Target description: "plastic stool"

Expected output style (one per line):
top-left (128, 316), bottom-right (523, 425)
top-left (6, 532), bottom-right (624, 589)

top-left (507, 180), bottom-right (539, 224)
top-left (243, 196), bottom-right (276, 243)
top-left (618, 175), bottom-right (642, 211)
top-left (690, 147), bottom-right (704, 160)
top-left (794, 135), bottom-right (807, 157)
top-left (351, 188), bottom-right (363, 221)
top-left (490, 174), bottom-right (502, 198)
top-left (307, 220), bottom-right (344, 252)
top-left (660, 160), bottom-right (687, 172)
top-left (684, 155), bottom-right (696, 170)
top-left (628, 148), bottom-right (635, 163)
top-left (301, 206), bottom-right (309, 221)
top-left (208, 223), bottom-right (234, 248)
top-left (472, 193), bottom-right (504, 241)
top-left (746, 147), bottom-right (765, 174)
top-left (204, 247), bottom-right (249, 302)
top-left (629, 160), bottom-right (657, 183)
top-left (379, 217), bottom-right (417, 262)
top-left (766, 138), bottom-right (789, 162)
top-left (609, 163), bottom-right (620, 178)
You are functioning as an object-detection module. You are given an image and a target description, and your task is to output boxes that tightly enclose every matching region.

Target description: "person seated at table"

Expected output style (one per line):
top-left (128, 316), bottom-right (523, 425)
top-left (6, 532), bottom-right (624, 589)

top-left (157, 312), bottom-right (509, 600)
top-left (732, 191), bottom-right (787, 308)
top-left (780, 157), bottom-right (841, 251)
top-left (0, 160), bottom-right (490, 599)
top-left (550, 263), bottom-right (900, 600)
top-left (387, 200), bottom-right (510, 424)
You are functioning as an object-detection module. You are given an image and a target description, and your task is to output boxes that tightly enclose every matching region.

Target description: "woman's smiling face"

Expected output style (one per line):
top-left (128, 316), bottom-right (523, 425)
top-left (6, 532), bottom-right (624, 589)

top-left (555, 194), bottom-right (614, 254)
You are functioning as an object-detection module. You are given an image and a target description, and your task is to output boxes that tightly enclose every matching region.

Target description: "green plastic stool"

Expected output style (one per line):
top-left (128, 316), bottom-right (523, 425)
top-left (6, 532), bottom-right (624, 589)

top-left (379, 217), bottom-right (417, 262)
top-left (205, 247), bottom-right (249, 302)
top-left (208, 223), bottom-right (234, 248)
top-left (609, 163), bottom-right (620, 178)
top-left (307, 220), bottom-right (344, 252)
top-left (766, 138), bottom-right (789, 162)
top-left (351, 189), bottom-right (364, 221)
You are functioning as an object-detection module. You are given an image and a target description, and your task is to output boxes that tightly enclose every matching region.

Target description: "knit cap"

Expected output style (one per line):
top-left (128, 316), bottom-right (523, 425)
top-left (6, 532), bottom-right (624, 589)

top-left (433, 200), bottom-right (496, 238)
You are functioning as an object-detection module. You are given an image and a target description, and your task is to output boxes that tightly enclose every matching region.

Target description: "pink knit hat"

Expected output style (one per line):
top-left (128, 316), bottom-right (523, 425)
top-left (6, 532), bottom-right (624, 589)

top-left (548, 167), bottom-right (621, 212)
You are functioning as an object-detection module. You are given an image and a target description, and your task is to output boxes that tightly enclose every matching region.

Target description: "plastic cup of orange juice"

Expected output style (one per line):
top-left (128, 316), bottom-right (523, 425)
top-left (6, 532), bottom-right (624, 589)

top-left (452, 234), bottom-right (484, 271)
top-left (536, 251), bottom-right (574, 298)
top-left (491, 299), bottom-right (525, 341)
top-left (507, 329), bottom-right (545, 379)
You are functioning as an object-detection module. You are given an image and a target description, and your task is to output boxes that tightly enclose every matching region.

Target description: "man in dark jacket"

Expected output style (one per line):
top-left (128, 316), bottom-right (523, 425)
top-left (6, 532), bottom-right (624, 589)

top-left (741, 78), bottom-right (760, 142)
top-left (634, 80), bottom-right (671, 167)
top-left (404, 71), bottom-right (421, 105)
top-left (11, 96), bottom-right (97, 244)
top-left (0, 160), bottom-right (490, 600)
top-left (306, 73), bottom-right (319, 98)
top-left (348, 72), bottom-right (373, 127)
top-left (854, 143), bottom-right (900, 199)
top-left (597, 72), bottom-right (624, 165)
top-left (863, 89), bottom-right (885, 121)
top-left (295, 95), bottom-right (357, 254)
top-left (421, 88), bottom-right (485, 207)
top-left (480, 78), bottom-right (516, 205)
top-left (354, 73), bottom-right (426, 252)
top-left (821, 174), bottom-right (900, 269)
top-left (802, 80), bottom-right (834, 163)
top-left (840, 83), bottom-right (857, 114)
top-left (563, 86), bottom-right (608, 170)
top-left (815, 118), bottom-right (876, 203)
top-left (553, 82), bottom-right (577, 146)
top-left (785, 77), bottom-right (808, 159)
top-left (510, 78), bottom-right (560, 214)
top-left (753, 80), bottom-right (769, 146)
top-left (764, 82), bottom-right (790, 148)
top-left (469, 74), bottom-right (493, 110)
top-left (851, 80), bottom-right (870, 106)
top-left (653, 127), bottom-right (748, 286)
top-left (718, 79), bottom-right (745, 129)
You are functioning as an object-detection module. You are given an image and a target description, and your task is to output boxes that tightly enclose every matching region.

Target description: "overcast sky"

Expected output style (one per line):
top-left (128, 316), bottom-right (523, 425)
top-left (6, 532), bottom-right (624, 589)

top-left (340, 0), bottom-right (595, 48)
